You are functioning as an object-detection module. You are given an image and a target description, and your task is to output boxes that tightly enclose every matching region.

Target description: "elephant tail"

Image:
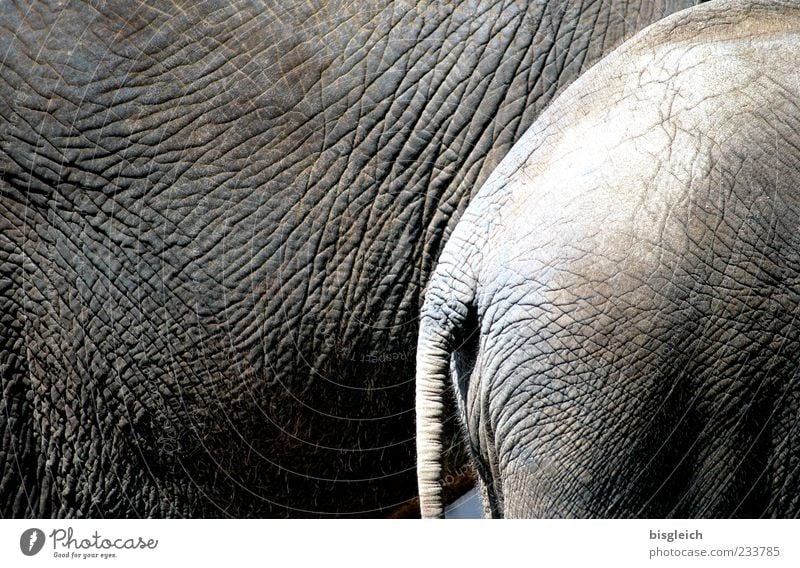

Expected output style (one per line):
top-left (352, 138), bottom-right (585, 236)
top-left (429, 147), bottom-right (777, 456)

top-left (416, 262), bottom-right (475, 519)
top-left (416, 312), bottom-right (452, 518)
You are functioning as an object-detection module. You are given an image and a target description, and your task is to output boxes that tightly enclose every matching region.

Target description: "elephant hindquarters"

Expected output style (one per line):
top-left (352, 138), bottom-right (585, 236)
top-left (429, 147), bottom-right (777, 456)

top-left (416, 0), bottom-right (800, 517)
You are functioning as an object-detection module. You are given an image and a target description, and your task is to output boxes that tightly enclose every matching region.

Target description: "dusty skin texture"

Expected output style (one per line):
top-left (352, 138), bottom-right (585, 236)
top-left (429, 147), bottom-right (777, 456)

top-left (0, 0), bottom-right (698, 517)
top-left (418, 0), bottom-right (800, 518)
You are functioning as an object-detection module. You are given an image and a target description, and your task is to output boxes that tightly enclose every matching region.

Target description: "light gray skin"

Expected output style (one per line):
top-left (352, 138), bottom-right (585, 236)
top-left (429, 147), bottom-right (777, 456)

top-left (418, 0), bottom-right (800, 518)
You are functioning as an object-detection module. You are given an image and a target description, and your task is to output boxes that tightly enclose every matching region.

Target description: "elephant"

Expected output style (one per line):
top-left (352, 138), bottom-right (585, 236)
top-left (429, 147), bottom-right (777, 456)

top-left (417, 0), bottom-right (800, 518)
top-left (0, 0), bottom-right (701, 517)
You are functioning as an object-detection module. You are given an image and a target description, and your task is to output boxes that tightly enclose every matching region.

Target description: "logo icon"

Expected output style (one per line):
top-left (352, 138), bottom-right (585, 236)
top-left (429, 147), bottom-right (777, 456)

top-left (20, 528), bottom-right (45, 556)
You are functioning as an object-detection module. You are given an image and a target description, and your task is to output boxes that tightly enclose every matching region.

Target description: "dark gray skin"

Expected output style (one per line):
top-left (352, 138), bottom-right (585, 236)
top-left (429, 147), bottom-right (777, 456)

top-left (418, 0), bottom-right (800, 518)
top-left (0, 0), bottom-right (699, 517)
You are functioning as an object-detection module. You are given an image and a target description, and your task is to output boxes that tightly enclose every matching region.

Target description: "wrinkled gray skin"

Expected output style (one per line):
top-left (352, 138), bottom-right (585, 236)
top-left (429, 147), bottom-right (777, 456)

top-left (0, 1), bottom-right (699, 517)
top-left (418, 0), bottom-right (800, 519)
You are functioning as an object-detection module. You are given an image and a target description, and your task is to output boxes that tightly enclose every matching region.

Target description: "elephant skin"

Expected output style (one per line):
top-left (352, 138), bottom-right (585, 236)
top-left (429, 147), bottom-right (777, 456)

top-left (0, 0), bottom-right (699, 517)
top-left (417, 0), bottom-right (800, 518)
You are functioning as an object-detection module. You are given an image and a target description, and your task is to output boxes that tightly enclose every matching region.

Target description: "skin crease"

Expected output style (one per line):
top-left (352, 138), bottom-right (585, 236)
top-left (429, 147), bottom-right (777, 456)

top-left (0, 1), bottom-right (703, 518)
top-left (417, 0), bottom-right (800, 518)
